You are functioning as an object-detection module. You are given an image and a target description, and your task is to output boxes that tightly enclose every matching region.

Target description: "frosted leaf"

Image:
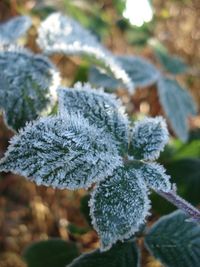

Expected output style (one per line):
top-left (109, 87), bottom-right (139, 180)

top-left (157, 77), bottom-right (197, 142)
top-left (145, 210), bottom-right (200, 267)
top-left (90, 167), bottom-right (150, 251)
top-left (0, 114), bottom-right (122, 190)
top-left (89, 56), bottom-right (160, 90)
top-left (0, 16), bottom-right (32, 44)
top-left (67, 241), bottom-right (140, 267)
top-left (89, 67), bottom-right (120, 90)
top-left (58, 83), bottom-right (129, 151)
top-left (153, 43), bottom-right (188, 75)
top-left (37, 13), bottom-right (133, 92)
top-left (0, 72), bottom-right (7, 94)
top-left (130, 116), bottom-right (169, 160)
top-left (140, 162), bottom-right (171, 192)
top-left (117, 56), bottom-right (160, 87)
top-left (0, 46), bottom-right (60, 131)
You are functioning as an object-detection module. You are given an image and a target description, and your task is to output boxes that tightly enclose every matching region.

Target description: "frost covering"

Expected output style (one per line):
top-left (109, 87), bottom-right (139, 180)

top-left (0, 114), bottom-right (122, 189)
top-left (0, 16), bottom-right (32, 44)
top-left (0, 46), bottom-right (60, 131)
top-left (90, 167), bottom-right (150, 250)
top-left (37, 13), bottom-right (133, 91)
top-left (130, 116), bottom-right (169, 160)
top-left (58, 83), bottom-right (129, 150)
top-left (140, 162), bottom-right (171, 192)
top-left (0, 83), bottom-right (172, 251)
top-left (89, 55), bottom-right (160, 89)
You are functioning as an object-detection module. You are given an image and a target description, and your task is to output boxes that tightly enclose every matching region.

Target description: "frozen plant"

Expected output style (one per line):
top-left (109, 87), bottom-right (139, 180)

top-left (0, 45), bottom-right (60, 131)
top-left (0, 15), bottom-right (32, 44)
top-left (37, 13), bottom-right (134, 92)
top-left (1, 83), bottom-right (199, 251)
top-left (0, 13), bottom-right (199, 267)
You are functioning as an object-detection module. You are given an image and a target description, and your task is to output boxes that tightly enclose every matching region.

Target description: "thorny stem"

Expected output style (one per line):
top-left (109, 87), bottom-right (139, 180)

top-left (157, 188), bottom-right (200, 223)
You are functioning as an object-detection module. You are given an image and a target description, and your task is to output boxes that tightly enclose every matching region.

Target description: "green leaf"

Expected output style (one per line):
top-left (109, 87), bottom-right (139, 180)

top-left (140, 162), bottom-right (171, 192)
top-left (67, 240), bottom-right (140, 267)
top-left (37, 13), bottom-right (133, 91)
top-left (90, 167), bottom-right (150, 251)
top-left (31, 6), bottom-right (58, 19)
top-left (154, 45), bottom-right (188, 75)
top-left (63, 1), bottom-right (108, 40)
top-left (89, 67), bottom-right (120, 90)
top-left (0, 46), bottom-right (60, 131)
top-left (0, 114), bottom-right (122, 190)
top-left (189, 128), bottom-right (200, 142)
top-left (23, 239), bottom-right (79, 267)
top-left (0, 16), bottom-right (32, 44)
top-left (58, 83), bottom-right (129, 151)
top-left (114, 0), bottom-right (126, 15)
top-left (145, 210), bottom-right (200, 267)
top-left (157, 77), bottom-right (197, 141)
top-left (80, 194), bottom-right (92, 226)
top-left (126, 24), bottom-right (153, 47)
top-left (117, 56), bottom-right (160, 87)
top-left (172, 140), bottom-right (200, 159)
top-left (165, 159), bottom-right (200, 205)
top-left (67, 223), bottom-right (89, 235)
top-left (130, 116), bottom-right (169, 160)
top-left (89, 56), bottom-right (160, 89)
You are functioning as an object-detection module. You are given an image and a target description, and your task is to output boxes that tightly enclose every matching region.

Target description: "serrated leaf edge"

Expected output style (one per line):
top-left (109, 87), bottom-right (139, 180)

top-left (89, 176), bottom-right (151, 251)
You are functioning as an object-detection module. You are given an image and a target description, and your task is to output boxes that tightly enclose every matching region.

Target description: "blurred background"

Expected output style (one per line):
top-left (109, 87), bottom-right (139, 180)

top-left (0, 1), bottom-right (199, 266)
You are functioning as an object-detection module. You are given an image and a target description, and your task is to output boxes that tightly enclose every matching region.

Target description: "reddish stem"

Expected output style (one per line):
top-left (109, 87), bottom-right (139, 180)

top-left (157, 189), bottom-right (200, 223)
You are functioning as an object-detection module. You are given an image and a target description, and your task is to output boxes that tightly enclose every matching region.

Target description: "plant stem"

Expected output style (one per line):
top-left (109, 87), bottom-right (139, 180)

top-left (156, 189), bottom-right (200, 223)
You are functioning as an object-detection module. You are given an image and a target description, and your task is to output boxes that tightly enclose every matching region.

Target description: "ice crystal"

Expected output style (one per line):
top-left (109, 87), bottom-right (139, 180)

top-left (130, 116), bottom-right (169, 160)
top-left (0, 45), bottom-right (60, 131)
top-left (0, 114), bottom-right (122, 189)
top-left (0, 16), bottom-right (32, 44)
top-left (37, 13), bottom-right (133, 91)
top-left (90, 167), bottom-right (150, 251)
top-left (58, 83), bottom-right (129, 151)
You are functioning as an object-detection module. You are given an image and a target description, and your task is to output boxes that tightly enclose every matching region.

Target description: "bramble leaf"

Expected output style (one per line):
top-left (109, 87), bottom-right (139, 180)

top-left (0, 16), bottom-right (32, 44)
top-left (130, 117), bottom-right (169, 160)
top-left (117, 56), bottom-right (160, 87)
top-left (37, 13), bottom-right (133, 91)
top-left (89, 56), bottom-right (160, 90)
top-left (90, 167), bottom-right (150, 251)
top-left (23, 239), bottom-right (79, 267)
top-left (153, 43), bottom-right (188, 75)
top-left (145, 210), bottom-right (200, 267)
top-left (89, 67), bottom-right (120, 90)
top-left (67, 241), bottom-right (140, 267)
top-left (58, 83), bottom-right (129, 150)
top-left (37, 13), bottom-right (101, 55)
top-left (0, 46), bottom-right (60, 131)
top-left (0, 114), bottom-right (122, 189)
top-left (140, 162), bottom-right (171, 192)
top-left (157, 77), bottom-right (197, 141)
